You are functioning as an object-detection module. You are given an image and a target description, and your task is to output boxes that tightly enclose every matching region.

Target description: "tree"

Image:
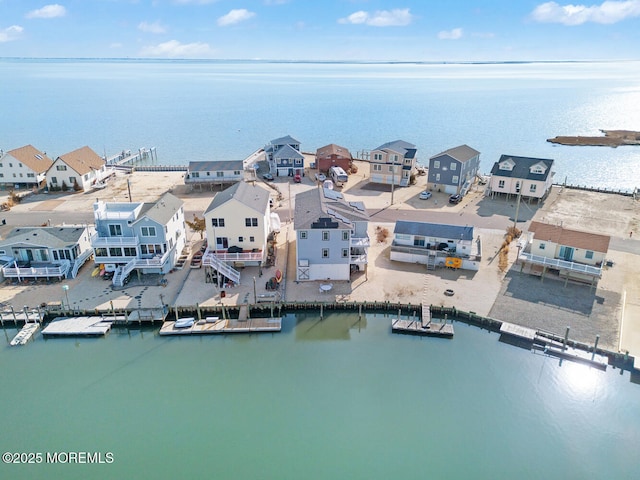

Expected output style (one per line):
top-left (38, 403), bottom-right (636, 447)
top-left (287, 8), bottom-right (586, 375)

top-left (61, 180), bottom-right (69, 192)
top-left (186, 214), bottom-right (206, 239)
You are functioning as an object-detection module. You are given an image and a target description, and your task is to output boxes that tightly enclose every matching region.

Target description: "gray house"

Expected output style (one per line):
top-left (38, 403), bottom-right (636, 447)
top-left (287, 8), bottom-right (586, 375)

top-left (294, 187), bottom-right (369, 281)
top-left (185, 160), bottom-right (245, 188)
top-left (91, 192), bottom-right (186, 286)
top-left (265, 135), bottom-right (304, 177)
top-left (427, 145), bottom-right (481, 195)
top-left (390, 220), bottom-right (481, 271)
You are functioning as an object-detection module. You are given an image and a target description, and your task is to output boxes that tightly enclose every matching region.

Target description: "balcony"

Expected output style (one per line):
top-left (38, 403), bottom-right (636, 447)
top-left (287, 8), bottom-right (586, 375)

top-left (350, 254), bottom-right (368, 264)
top-left (91, 233), bottom-right (139, 248)
top-left (3, 260), bottom-right (70, 279)
top-left (204, 249), bottom-right (264, 262)
top-left (519, 252), bottom-right (603, 277)
top-left (350, 235), bottom-right (370, 247)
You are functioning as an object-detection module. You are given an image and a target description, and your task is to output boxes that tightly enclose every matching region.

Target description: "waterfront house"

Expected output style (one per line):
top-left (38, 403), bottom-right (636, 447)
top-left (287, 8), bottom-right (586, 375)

top-left (488, 155), bottom-right (554, 201)
top-left (91, 192), bottom-right (186, 286)
top-left (203, 181), bottom-right (272, 271)
top-left (294, 187), bottom-right (369, 281)
top-left (0, 225), bottom-right (94, 281)
top-left (427, 145), bottom-right (481, 195)
top-left (315, 144), bottom-right (352, 174)
top-left (390, 220), bottom-right (480, 271)
top-left (519, 221), bottom-right (610, 283)
top-left (184, 160), bottom-right (246, 188)
top-left (46, 146), bottom-right (109, 192)
top-left (369, 140), bottom-right (417, 187)
top-left (265, 135), bottom-right (304, 177)
top-left (0, 145), bottom-right (54, 190)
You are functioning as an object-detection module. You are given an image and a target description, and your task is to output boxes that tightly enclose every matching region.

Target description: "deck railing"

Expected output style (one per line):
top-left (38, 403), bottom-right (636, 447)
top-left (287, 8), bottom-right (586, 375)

top-left (519, 252), bottom-right (602, 277)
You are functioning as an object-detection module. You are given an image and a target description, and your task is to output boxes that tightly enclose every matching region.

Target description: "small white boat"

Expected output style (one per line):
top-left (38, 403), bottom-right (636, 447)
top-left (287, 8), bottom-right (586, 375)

top-left (93, 181), bottom-right (107, 190)
top-left (205, 316), bottom-right (220, 323)
top-left (174, 317), bottom-right (195, 329)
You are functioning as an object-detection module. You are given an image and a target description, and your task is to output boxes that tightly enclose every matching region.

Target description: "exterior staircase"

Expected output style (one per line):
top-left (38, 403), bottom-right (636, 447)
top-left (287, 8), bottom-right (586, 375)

top-left (112, 258), bottom-right (137, 287)
top-left (427, 253), bottom-right (437, 271)
top-left (202, 252), bottom-right (241, 285)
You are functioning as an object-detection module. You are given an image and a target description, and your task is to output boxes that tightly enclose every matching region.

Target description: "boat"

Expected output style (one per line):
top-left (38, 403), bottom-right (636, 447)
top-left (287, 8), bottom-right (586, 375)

top-left (174, 317), bottom-right (195, 329)
top-left (275, 269), bottom-right (282, 283)
top-left (93, 181), bottom-right (107, 189)
top-left (205, 316), bottom-right (220, 323)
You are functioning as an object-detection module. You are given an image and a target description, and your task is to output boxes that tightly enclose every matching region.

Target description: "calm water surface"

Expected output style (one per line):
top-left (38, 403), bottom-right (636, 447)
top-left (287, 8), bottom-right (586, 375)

top-left (1, 313), bottom-right (639, 479)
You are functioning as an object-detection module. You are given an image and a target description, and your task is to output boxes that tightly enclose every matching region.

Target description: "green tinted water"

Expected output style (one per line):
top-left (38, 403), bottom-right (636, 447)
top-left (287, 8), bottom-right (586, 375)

top-left (1, 312), bottom-right (639, 479)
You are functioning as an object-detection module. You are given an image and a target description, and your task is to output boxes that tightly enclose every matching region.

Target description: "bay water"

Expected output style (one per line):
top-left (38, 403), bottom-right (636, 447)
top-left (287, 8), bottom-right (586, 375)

top-left (1, 59), bottom-right (640, 479)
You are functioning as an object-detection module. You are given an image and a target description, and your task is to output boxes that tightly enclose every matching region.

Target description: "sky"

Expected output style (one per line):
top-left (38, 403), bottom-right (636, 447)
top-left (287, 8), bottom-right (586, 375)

top-left (1, 0), bottom-right (639, 61)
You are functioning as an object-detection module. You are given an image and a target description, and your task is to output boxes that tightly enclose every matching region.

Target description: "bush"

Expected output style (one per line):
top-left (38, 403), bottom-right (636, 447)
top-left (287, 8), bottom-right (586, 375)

top-left (73, 179), bottom-right (82, 191)
top-left (375, 226), bottom-right (389, 243)
top-left (61, 181), bottom-right (69, 192)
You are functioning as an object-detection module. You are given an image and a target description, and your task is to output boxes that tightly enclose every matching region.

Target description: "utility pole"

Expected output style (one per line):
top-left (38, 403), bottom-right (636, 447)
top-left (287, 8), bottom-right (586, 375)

top-left (127, 178), bottom-right (132, 203)
top-left (513, 188), bottom-right (522, 230)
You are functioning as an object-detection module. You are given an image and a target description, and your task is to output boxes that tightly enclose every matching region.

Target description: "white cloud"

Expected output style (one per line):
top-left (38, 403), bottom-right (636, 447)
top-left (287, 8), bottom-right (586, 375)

top-left (338, 8), bottom-right (414, 27)
top-left (138, 21), bottom-right (167, 34)
top-left (26, 4), bottom-right (66, 19)
top-left (217, 9), bottom-right (256, 26)
top-left (0, 25), bottom-right (23, 42)
top-left (531, 0), bottom-right (640, 25)
top-left (140, 40), bottom-right (214, 58)
top-left (438, 28), bottom-right (463, 40)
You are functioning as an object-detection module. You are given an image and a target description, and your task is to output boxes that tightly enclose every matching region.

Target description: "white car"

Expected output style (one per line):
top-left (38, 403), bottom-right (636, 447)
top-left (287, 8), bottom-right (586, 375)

top-left (419, 191), bottom-right (432, 200)
top-left (315, 173), bottom-right (327, 182)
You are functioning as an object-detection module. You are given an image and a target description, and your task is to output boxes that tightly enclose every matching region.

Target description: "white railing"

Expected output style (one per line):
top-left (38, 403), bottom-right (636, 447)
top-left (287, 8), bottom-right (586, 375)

top-left (202, 252), bottom-right (241, 284)
top-left (519, 252), bottom-right (603, 277)
top-left (350, 236), bottom-right (370, 247)
top-left (71, 249), bottom-right (94, 278)
top-left (91, 233), bottom-right (139, 247)
top-left (350, 254), bottom-right (368, 264)
top-left (134, 250), bottom-right (170, 268)
top-left (3, 260), bottom-right (70, 279)
top-left (210, 250), bottom-right (264, 262)
top-left (93, 209), bottom-right (137, 222)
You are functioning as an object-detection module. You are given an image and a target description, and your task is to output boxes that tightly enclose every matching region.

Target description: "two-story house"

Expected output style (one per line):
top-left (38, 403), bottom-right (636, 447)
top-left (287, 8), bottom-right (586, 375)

top-left (265, 135), bottom-right (304, 177)
top-left (203, 181), bottom-right (272, 272)
top-left (0, 225), bottom-right (94, 281)
top-left (520, 221), bottom-right (610, 284)
top-left (427, 145), bottom-right (481, 195)
top-left (91, 192), bottom-right (186, 286)
top-left (390, 220), bottom-right (480, 271)
top-left (0, 145), bottom-right (54, 189)
top-left (46, 146), bottom-right (108, 192)
top-left (369, 140), bottom-right (417, 187)
top-left (294, 187), bottom-right (369, 281)
top-left (316, 144), bottom-right (352, 174)
top-left (184, 160), bottom-right (246, 189)
top-left (489, 155), bottom-right (554, 201)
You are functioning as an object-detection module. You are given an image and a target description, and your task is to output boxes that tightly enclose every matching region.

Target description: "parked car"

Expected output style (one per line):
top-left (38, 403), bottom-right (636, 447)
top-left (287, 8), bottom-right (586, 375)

top-left (263, 173), bottom-right (274, 181)
top-left (449, 194), bottom-right (462, 204)
top-left (315, 173), bottom-right (327, 182)
top-left (294, 173), bottom-right (302, 183)
top-left (227, 245), bottom-right (243, 253)
top-left (419, 191), bottom-right (432, 200)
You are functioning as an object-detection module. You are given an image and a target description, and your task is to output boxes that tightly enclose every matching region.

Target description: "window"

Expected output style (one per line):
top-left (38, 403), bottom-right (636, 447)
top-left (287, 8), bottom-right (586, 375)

top-left (245, 218), bottom-right (258, 227)
top-left (515, 182), bottom-right (521, 193)
top-left (94, 247), bottom-right (107, 257)
top-left (452, 175), bottom-right (459, 184)
top-left (109, 224), bottom-right (122, 236)
top-left (435, 173), bottom-right (440, 182)
top-left (451, 162), bottom-right (457, 170)
top-left (234, 170), bottom-right (241, 175)
top-left (191, 172), bottom-right (199, 178)
top-left (539, 243), bottom-right (546, 250)
top-left (238, 236), bottom-right (244, 242)
top-left (109, 247), bottom-right (123, 257)
top-left (342, 231), bottom-right (349, 241)
top-left (322, 248), bottom-right (329, 258)
top-left (498, 180), bottom-right (505, 188)
top-left (141, 226), bottom-right (156, 237)
top-left (391, 155), bottom-right (399, 162)
top-left (123, 247), bottom-right (137, 256)
top-left (217, 171), bottom-right (224, 177)
top-left (585, 250), bottom-right (594, 259)
top-left (141, 244), bottom-right (163, 255)
top-left (84, 174), bottom-right (89, 180)
top-left (413, 237), bottom-right (425, 247)
top-left (9, 163), bottom-right (12, 167)
top-left (374, 153), bottom-right (382, 161)
top-left (299, 231), bottom-right (307, 239)
top-left (529, 184), bottom-right (537, 193)
top-left (12, 173), bottom-right (15, 178)
top-left (249, 236), bottom-right (254, 242)
top-left (211, 218), bottom-right (225, 227)
top-left (342, 248), bottom-right (349, 258)
top-left (373, 164), bottom-right (381, 171)
top-left (322, 231), bottom-right (329, 241)
top-left (388, 165), bottom-right (394, 173)
top-left (0, 174), bottom-right (3, 178)
top-left (51, 176), bottom-right (58, 184)
top-left (69, 176), bottom-right (76, 184)
top-left (18, 163), bottom-right (22, 168)
top-left (206, 172), bottom-right (210, 176)
top-left (56, 165), bottom-right (67, 171)
top-left (19, 173), bottom-right (23, 178)
top-left (27, 173), bottom-right (35, 178)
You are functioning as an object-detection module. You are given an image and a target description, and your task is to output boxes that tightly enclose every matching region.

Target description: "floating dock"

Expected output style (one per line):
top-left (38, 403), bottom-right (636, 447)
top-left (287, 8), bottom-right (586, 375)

top-left (42, 317), bottom-right (113, 337)
top-left (10, 323), bottom-right (40, 346)
top-left (159, 316), bottom-right (281, 336)
top-left (392, 306), bottom-right (454, 337)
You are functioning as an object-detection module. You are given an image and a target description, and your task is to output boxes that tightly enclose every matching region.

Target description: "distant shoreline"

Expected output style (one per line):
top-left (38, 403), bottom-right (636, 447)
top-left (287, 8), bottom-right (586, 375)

top-left (547, 129), bottom-right (640, 147)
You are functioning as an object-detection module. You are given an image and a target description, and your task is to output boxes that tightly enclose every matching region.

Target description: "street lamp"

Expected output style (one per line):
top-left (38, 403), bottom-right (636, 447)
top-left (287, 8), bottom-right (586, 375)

top-left (62, 284), bottom-right (70, 309)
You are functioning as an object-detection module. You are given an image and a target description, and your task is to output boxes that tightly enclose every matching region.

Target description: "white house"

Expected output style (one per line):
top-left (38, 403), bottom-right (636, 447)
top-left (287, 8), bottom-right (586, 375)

top-left (390, 220), bottom-right (480, 271)
top-left (369, 140), bottom-right (417, 187)
top-left (294, 187), bottom-right (369, 281)
top-left (46, 146), bottom-right (108, 192)
top-left (185, 160), bottom-right (246, 188)
top-left (489, 155), bottom-right (554, 201)
top-left (91, 192), bottom-right (186, 286)
top-left (203, 181), bottom-right (272, 269)
top-left (520, 221), bottom-right (610, 283)
top-left (0, 225), bottom-right (95, 280)
top-left (0, 145), bottom-right (54, 189)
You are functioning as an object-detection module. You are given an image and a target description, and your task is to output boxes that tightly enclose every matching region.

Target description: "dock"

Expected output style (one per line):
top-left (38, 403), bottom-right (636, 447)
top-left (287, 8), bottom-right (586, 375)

top-left (42, 316), bottom-right (113, 337)
top-left (10, 323), bottom-right (40, 346)
top-left (391, 304), bottom-right (454, 338)
top-left (534, 340), bottom-right (609, 370)
top-left (159, 316), bottom-right (282, 336)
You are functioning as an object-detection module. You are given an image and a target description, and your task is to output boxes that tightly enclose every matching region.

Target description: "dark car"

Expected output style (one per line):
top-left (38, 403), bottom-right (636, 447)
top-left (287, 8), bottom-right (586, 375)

top-left (449, 194), bottom-right (462, 204)
top-left (263, 173), bottom-right (274, 181)
top-left (227, 245), bottom-right (243, 253)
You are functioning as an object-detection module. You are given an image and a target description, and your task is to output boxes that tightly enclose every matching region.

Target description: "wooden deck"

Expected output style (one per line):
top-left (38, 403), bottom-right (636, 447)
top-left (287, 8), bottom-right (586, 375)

top-left (159, 317), bottom-right (281, 336)
top-left (391, 319), bottom-right (454, 338)
top-left (500, 322), bottom-right (537, 341)
top-left (42, 317), bottom-right (113, 336)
